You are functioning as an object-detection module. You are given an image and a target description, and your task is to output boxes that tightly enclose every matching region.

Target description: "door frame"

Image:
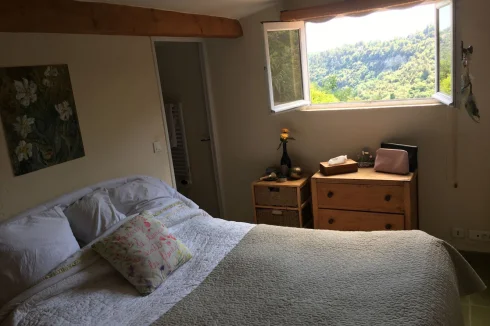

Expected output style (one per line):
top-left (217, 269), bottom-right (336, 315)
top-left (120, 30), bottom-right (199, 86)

top-left (151, 37), bottom-right (225, 219)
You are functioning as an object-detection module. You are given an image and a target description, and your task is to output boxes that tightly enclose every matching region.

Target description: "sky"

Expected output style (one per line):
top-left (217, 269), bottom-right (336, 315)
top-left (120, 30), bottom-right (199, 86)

top-left (306, 4), bottom-right (450, 53)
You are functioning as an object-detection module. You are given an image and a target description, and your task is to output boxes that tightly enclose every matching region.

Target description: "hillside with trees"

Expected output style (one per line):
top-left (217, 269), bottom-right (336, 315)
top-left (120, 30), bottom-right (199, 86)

top-left (308, 25), bottom-right (452, 104)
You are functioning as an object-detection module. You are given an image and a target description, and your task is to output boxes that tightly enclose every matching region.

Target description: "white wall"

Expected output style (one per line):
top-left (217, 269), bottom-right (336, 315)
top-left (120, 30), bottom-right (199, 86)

top-left (155, 42), bottom-right (220, 218)
top-left (0, 33), bottom-right (172, 220)
top-left (206, 0), bottom-right (490, 252)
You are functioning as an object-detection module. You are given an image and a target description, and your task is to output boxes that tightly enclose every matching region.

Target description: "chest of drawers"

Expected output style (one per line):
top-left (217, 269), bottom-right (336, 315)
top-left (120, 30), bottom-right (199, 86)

top-left (312, 169), bottom-right (418, 231)
top-left (252, 177), bottom-right (312, 228)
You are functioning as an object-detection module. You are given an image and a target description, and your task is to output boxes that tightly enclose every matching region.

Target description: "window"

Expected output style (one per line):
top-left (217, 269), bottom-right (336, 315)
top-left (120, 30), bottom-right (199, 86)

top-left (434, 1), bottom-right (454, 104)
top-left (263, 1), bottom-right (455, 112)
top-left (263, 22), bottom-right (310, 112)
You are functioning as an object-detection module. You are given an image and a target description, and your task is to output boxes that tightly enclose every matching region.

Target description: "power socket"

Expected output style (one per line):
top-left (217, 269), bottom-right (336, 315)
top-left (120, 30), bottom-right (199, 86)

top-left (153, 141), bottom-right (163, 153)
top-left (451, 227), bottom-right (465, 238)
top-left (468, 230), bottom-right (490, 241)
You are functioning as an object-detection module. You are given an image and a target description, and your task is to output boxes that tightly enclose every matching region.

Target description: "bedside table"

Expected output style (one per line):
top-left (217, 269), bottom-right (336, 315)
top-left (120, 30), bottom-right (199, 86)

top-left (252, 177), bottom-right (312, 228)
top-left (312, 169), bottom-right (418, 231)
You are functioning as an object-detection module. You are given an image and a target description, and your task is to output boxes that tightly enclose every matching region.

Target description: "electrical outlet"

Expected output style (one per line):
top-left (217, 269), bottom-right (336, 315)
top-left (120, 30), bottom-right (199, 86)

top-left (153, 141), bottom-right (163, 153)
top-left (451, 227), bottom-right (465, 238)
top-left (468, 230), bottom-right (490, 241)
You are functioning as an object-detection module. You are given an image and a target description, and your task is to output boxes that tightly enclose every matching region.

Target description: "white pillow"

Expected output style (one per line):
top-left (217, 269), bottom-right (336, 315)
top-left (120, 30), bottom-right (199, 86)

top-left (0, 206), bottom-right (80, 307)
top-left (109, 180), bottom-right (173, 215)
top-left (64, 189), bottom-right (126, 245)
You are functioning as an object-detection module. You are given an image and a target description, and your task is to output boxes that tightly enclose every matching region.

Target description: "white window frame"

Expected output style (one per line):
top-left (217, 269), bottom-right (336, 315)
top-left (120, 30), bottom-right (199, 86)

top-left (433, 0), bottom-right (455, 106)
top-left (263, 2), bottom-right (459, 112)
top-left (263, 21), bottom-right (310, 113)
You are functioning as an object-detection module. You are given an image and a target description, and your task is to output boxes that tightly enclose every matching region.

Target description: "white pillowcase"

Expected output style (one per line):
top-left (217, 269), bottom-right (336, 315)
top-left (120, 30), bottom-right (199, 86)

top-left (109, 180), bottom-right (173, 215)
top-left (0, 206), bottom-right (80, 307)
top-left (64, 189), bottom-right (126, 245)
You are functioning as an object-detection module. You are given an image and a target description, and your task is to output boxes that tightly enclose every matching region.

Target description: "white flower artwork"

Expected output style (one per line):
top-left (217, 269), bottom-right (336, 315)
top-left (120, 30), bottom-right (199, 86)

top-left (15, 140), bottom-right (33, 162)
top-left (0, 64), bottom-right (85, 176)
top-left (13, 115), bottom-right (35, 138)
top-left (55, 101), bottom-right (73, 121)
top-left (44, 66), bottom-right (59, 77)
top-left (14, 78), bottom-right (38, 107)
top-left (42, 66), bottom-right (59, 88)
top-left (42, 78), bottom-right (52, 87)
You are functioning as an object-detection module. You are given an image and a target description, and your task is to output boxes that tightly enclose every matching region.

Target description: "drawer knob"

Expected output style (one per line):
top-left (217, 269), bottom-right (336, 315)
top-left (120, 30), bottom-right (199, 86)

top-left (384, 194), bottom-right (392, 202)
top-left (385, 223), bottom-right (392, 230)
top-left (327, 191), bottom-right (334, 198)
top-left (328, 218), bottom-right (335, 224)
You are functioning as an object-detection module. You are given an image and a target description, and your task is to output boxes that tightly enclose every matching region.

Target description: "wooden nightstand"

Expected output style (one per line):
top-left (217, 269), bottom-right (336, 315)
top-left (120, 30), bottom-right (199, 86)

top-left (252, 177), bottom-right (312, 228)
top-left (312, 168), bottom-right (418, 231)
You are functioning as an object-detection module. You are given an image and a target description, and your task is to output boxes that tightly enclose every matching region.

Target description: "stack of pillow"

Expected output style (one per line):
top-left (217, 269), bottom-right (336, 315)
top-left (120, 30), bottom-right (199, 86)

top-left (0, 179), bottom-right (192, 307)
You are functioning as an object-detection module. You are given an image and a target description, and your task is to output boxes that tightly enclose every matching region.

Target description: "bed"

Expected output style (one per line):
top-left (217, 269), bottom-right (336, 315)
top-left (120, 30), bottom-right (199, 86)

top-left (0, 176), bottom-right (485, 326)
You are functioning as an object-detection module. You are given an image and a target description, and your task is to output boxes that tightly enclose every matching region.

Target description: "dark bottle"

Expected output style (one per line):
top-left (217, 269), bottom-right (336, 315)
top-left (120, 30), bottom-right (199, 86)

top-left (281, 142), bottom-right (292, 168)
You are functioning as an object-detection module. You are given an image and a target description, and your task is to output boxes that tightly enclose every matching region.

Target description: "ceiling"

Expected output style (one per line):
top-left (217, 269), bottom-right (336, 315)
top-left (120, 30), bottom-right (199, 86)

top-left (77, 0), bottom-right (278, 19)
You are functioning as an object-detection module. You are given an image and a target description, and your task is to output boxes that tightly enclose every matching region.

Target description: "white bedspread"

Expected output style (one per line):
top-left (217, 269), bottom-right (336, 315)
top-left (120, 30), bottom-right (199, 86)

top-left (0, 195), bottom-right (485, 325)
top-left (0, 202), bottom-right (253, 326)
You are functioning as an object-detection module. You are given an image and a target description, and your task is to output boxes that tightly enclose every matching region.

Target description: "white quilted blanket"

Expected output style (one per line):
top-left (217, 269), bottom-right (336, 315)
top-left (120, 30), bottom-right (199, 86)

top-left (0, 202), bottom-right (253, 326)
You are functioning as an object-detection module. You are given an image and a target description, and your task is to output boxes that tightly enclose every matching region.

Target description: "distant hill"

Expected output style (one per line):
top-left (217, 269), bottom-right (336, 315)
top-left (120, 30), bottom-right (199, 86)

top-left (308, 25), bottom-right (451, 103)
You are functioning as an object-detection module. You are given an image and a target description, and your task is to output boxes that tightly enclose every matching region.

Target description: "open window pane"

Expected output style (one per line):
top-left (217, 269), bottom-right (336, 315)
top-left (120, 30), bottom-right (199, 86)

top-left (437, 4), bottom-right (452, 96)
top-left (264, 22), bottom-right (310, 112)
top-left (433, 0), bottom-right (454, 105)
top-left (268, 30), bottom-right (304, 105)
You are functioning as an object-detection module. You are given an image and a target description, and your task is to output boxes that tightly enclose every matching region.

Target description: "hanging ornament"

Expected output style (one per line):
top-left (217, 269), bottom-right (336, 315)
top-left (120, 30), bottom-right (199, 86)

top-left (461, 43), bottom-right (480, 122)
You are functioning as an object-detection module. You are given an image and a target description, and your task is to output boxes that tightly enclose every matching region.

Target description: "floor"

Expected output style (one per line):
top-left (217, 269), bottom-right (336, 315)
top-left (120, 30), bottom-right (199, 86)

top-left (461, 252), bottom-right (490, 326)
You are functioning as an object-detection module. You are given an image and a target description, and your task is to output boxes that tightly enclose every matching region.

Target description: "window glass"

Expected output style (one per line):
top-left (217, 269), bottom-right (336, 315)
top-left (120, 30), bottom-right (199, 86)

top-left (438, 4), bottom-right (452, 95)
top-left (267, 30), bottom-right (304, 105)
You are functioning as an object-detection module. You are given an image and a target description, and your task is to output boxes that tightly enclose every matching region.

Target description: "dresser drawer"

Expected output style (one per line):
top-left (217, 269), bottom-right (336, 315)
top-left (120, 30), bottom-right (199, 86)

top-left (316, 183), bottom-right (404, 213)
top-left (254, 185), bottom-right (298, 208)
top-left (256, 208), bottom-right (300, 227)
top-left (317, 209), bottom-right (404, 231)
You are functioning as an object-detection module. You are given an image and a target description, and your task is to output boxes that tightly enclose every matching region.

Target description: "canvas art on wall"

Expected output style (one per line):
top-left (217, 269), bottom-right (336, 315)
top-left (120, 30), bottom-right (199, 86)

top-left (0, 64), bottom-right (85, 176)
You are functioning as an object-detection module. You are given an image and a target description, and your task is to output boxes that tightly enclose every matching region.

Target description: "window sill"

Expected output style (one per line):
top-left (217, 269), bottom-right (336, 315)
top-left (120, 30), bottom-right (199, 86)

top-left (299, 98), bottom-right (445, 112)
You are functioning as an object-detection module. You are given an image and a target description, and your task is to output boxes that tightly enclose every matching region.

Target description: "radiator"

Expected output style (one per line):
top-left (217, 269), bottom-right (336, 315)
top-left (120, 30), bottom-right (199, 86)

top-left (165, 102), bottom-right (192, 186)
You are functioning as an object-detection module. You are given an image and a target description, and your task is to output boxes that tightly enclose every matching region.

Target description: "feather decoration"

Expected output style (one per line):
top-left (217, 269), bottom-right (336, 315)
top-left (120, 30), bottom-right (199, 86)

top-left (461, 45), bottom-right (480, 122)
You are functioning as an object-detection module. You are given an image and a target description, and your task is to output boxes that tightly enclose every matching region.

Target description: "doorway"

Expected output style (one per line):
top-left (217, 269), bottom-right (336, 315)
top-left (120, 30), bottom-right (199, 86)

top-left (153, 40), bottom-right (222, 218)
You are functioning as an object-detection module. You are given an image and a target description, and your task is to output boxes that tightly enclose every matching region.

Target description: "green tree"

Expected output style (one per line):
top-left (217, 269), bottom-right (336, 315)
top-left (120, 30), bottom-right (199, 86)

top-left (321, 75), bottom-right (338, 93)
top-left (308, 25), bottom-right (448, 104)
top-left (310, 82), bottom-right (339, 103)
top-left (334, 87), bottom-right (354, 102)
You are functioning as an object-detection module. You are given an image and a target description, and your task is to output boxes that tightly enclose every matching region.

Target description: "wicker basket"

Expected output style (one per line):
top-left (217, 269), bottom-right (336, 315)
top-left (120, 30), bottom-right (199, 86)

top-left (256, 208), bottom-right (300, 227)
top-left (254, 186), bottom-right (297, 207)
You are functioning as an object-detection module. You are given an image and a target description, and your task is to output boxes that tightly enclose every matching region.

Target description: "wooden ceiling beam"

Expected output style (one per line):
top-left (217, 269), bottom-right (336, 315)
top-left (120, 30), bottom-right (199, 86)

top-left (0, 0), bottom-right (243, 38)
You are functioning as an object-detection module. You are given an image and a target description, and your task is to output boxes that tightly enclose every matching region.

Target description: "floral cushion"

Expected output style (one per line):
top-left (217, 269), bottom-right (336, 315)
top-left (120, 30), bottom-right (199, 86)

top-left (92, 212), bottom-right (192, 295)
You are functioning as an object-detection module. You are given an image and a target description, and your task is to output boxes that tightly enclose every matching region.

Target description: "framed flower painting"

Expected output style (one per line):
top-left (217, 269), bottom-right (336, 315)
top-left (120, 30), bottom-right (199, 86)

top-left (0, 64), bottom-right (85, 176)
